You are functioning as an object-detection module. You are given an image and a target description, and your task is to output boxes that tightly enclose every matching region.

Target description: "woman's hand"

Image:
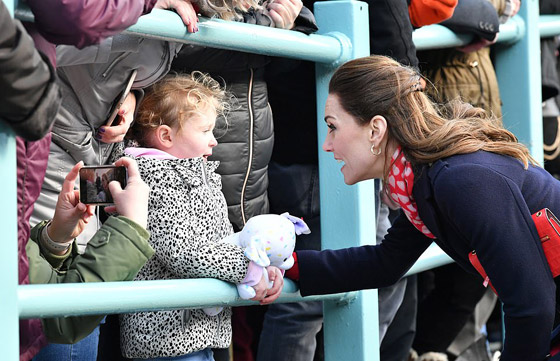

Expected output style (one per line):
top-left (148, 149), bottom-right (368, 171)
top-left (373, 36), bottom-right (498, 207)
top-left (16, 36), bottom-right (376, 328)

top-left (97, 92), bottom-right (136, 143)
top-left (49, 161), bottom-right (95, 245)
top-left (104, 157), bottom-right (150, 229)
top-left (251, 266), bottom-right (284, 304)
top-left (266, 0), bottom-right (302, 30)
top-left (155, 0), bottom-right (199, 33)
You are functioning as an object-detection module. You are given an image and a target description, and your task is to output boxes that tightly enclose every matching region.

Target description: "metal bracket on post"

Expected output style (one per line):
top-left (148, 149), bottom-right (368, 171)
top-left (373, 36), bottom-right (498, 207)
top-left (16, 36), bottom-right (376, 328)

top-left (314, 2), bottom-right (379, 361)
top-left (321, 31), bottom-right (353, 69)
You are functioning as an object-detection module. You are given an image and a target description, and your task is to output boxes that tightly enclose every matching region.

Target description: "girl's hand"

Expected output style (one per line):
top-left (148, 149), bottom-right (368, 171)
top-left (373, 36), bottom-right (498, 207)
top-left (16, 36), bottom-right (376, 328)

top-left (266, 0), bottom-right (302, 30)
top-left (155, 0), bottom-right (199, 33)
top-left (49, 161), bottom-right (95, 244)
top-left (97, 92), bottom-right (136, 143)
top-left (104, 157), bottom-right (150, 229)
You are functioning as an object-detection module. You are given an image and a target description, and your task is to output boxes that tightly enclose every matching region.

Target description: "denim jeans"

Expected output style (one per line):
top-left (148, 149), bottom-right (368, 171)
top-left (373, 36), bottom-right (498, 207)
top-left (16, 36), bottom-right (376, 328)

top-left (32, 325), bottom-right (100, 361)
top-left (136, 348), bottom-right (214, 361)
top-left (257, 301), bottom-right (324, 361)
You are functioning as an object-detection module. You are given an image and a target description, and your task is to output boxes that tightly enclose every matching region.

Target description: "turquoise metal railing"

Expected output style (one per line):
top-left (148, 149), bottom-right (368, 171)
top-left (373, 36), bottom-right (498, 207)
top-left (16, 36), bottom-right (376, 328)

top-left (3, 0), bottom-right (559, 360)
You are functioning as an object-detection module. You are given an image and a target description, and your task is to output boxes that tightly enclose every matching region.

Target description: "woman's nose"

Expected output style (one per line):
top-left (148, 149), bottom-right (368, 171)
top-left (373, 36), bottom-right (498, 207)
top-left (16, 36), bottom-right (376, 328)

top-left (322, 137), bottom-right (332, 152)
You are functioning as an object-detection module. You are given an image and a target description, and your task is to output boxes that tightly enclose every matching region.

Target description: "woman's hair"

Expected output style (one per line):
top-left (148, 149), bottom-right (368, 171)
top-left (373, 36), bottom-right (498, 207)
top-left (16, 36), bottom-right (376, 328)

top-left (329, 55), bottom-right (537, 172)
top-left (129, 72), bottom-right (229, 147)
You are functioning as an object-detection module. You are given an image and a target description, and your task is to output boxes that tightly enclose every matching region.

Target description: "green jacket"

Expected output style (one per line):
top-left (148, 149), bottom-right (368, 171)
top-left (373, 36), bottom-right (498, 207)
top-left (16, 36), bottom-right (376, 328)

top-left (26, 216), bottom-right (154, 344)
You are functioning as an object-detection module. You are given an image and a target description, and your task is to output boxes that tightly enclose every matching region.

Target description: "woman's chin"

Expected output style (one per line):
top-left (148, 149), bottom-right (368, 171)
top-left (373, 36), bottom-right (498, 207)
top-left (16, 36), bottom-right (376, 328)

top-left (341, 170), bottom-right (358, 185)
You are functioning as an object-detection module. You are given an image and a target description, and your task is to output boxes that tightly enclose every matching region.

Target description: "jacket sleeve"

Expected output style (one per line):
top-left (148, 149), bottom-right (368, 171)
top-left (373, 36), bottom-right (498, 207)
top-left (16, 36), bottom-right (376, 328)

top-left (439, 0), bottom-right (500, 41)
top-left (27, 216), bottom-right (153, 344)
top-left (26, 0), bottom-right (158, 48)
top-left (0, 2), bottom-right (61, 141)
top-left (433, 164), bottom-right (555, 361)
top-left (297, 213), bottom-right (432, 296)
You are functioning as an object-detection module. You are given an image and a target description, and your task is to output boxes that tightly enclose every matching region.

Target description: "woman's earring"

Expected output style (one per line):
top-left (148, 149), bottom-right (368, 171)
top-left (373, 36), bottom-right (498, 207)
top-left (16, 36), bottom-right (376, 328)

top-left (370, 144), bottom-right (381, 156)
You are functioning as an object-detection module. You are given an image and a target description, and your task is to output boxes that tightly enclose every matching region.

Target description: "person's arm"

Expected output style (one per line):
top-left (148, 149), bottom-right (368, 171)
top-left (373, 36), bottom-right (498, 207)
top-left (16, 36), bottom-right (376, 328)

top-left (0, 2), bottom-right (61, 141)
top-left (434, 163), bottom-right (555, 361)
top-left (26, 0), bottom-right (156, 49)
top-left (296, 214), bottom-right (432, 296)
top-left (27, 216), bottom-right (153, 344)
top-left (439, 0), bottom-right (500, 42)
top-left (26, 157), bottom-right (154, 344)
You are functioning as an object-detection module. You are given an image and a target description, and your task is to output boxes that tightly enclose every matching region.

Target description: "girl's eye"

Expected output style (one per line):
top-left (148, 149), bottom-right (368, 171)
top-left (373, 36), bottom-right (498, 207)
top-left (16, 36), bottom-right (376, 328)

top-left (327, 123), bottom-right (336, 133)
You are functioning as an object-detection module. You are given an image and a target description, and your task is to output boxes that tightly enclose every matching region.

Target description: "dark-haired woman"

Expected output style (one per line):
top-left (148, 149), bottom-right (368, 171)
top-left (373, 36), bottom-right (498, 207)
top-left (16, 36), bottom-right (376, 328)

top-left (289, 55), bottom-right (559, 361)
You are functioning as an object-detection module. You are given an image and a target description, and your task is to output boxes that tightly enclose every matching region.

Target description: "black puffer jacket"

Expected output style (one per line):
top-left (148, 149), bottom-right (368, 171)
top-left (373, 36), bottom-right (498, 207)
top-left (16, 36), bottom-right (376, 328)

top-left (171, 9), bottom-right (317, 230)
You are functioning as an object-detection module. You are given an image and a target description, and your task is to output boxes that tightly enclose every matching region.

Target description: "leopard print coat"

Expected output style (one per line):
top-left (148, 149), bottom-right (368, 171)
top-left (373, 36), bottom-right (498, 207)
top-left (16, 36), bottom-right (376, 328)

top-left (119, 155), bottom-right (249, 358)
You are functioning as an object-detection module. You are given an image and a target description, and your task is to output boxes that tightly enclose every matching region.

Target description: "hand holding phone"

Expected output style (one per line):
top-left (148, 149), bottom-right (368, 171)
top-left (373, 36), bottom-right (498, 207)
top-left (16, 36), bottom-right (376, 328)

top-left (79, 165), bottom-right (128, 205)
top-left (104, 157), bottom-right (150, 229)
top-left (49, 161), bottom-right (96, 246)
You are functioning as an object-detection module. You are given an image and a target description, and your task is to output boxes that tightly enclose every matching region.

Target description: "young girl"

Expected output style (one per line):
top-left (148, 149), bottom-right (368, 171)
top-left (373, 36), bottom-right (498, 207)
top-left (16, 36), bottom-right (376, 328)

top-left (118, 73), bottom-right (283, 361)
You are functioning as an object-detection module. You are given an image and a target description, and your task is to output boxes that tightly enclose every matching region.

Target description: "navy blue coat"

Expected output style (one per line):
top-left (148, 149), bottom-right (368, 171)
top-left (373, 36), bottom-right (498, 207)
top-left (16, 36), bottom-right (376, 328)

top-left (297, 151), bottom-right (559, 361)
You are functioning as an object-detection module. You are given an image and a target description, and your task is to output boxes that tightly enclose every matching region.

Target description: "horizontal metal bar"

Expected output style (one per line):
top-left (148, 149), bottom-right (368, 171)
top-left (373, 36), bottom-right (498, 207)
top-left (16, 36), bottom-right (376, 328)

top-left (414, 15), bottom-right (525, 50)
top-left (413, 24), bottom-right (473, 50)
top-left (14, 5), bottom-right (346, 64)
top-left (540, 15), bottom-right (560, 38)
top-left (18, 278), bottom-right (356, 319)
top-left (18, 244), bottom-right (449, 320)
top-left (405, 243), bottom-right (454, 276)
top-left (128, 10), bottom-right (346, 64)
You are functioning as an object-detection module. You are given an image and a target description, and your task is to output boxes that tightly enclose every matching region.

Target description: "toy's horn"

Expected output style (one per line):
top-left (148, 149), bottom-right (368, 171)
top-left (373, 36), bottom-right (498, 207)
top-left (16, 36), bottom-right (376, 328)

top-left (281, 212), bottom-right (311, 235)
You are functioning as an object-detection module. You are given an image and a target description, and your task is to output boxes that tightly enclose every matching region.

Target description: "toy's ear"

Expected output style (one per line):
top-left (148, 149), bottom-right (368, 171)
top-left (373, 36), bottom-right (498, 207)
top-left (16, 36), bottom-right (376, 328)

top-left (281, 212), bottom-right (311, 235)
top-left (244, 242), bottom-right (270, 268)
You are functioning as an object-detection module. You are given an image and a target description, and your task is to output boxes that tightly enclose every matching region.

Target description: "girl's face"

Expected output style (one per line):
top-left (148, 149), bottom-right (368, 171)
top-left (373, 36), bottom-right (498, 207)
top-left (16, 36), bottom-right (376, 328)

top-left (322, 94), bottom-right (387, 185)
top-left (168, 106), bottom-right (218, 159)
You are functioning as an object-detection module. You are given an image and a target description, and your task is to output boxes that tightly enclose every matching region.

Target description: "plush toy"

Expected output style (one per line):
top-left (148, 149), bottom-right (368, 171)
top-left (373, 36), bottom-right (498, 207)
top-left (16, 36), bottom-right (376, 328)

top-left (203, 213), bottom-right (310, 316)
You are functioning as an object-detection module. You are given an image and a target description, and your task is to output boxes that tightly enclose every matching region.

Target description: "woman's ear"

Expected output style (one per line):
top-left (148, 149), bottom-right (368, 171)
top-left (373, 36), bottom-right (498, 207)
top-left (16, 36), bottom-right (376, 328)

top-left (368, 115), bottom-right (388, 144)
top-left (152, 125), bottom-right (174, 150)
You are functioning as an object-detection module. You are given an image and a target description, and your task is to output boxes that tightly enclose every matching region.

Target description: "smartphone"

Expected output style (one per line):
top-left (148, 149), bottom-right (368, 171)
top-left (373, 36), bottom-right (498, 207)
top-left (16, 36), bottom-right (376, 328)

top-left (105, 69), bottom-right (138, 127)
top-left (79, 165), bottom-right (128, 205)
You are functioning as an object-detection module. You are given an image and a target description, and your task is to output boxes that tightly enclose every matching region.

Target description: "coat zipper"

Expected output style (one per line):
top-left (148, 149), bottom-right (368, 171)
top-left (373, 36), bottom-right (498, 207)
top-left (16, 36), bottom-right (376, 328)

top-left (239, 68), bottom-right (255, 226)
top-left (102, 52), bottom-right (129, 78)
top-left (181, 309), bottom-right (188, 332)
top-left (201, 160), bottom-right (208, 187)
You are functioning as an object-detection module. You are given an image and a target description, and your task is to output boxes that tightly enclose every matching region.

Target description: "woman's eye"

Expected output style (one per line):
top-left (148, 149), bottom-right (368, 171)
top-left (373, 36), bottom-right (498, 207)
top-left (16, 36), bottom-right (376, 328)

top-left (327, 123), bottom-right (336, 132)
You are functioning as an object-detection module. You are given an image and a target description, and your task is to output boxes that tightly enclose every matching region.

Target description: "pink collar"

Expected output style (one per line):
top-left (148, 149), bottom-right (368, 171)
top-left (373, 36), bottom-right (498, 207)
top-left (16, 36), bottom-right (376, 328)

top-left (124, 147), bottom-right (178, 160)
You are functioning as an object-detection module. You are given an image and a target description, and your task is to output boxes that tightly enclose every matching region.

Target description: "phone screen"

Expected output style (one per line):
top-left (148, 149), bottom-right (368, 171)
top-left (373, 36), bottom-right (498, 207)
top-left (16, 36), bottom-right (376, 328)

top-left (79, 166), bottom-right (128, 205)
top-left (105, 69), bottom-right (138, 127)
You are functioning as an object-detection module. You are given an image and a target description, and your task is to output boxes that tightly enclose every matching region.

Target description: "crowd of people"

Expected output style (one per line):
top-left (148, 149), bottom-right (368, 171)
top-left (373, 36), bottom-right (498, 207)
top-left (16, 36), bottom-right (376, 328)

top-left (2, 0), bottom-right (560, 360)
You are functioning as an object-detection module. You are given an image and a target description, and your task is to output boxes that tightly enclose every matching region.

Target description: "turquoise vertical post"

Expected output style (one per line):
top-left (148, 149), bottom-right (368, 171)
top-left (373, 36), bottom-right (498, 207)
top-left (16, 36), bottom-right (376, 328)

top-left (494, 1), bottom-right (542, 161)
top-left (1, 0), bottom-right (20, 359)
top-left (315, 2), bottom-right (378, 361)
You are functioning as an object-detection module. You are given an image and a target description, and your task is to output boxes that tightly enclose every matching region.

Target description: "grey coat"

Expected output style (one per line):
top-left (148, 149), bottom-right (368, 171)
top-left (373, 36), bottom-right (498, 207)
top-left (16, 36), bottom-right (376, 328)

top-left (31, 35), bottom-right (182, 230)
